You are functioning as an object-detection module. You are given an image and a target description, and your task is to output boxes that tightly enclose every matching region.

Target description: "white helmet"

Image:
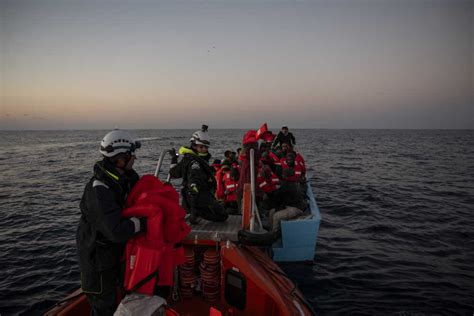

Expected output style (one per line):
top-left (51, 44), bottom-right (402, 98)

top-left (99, 129), bottom-right (141, 158)
top-left (190, 129), bottom-right (210, 147)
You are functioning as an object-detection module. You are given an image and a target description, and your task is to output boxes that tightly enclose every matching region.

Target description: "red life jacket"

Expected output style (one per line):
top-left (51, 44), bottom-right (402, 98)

top-left (256, 168), bottom-right (280, 193)
top-left (223, 172), bottom-right (238, 203)
top-left (214, 168), bottom-right (227, 200)
top-left (121, 175), bottom-right (191, 295)
top-left (280, 160), bottom-right (304, 183)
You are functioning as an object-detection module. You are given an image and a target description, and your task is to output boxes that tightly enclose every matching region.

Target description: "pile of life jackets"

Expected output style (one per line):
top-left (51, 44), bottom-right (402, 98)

top-left (122, 175), bottom-right (191, 295)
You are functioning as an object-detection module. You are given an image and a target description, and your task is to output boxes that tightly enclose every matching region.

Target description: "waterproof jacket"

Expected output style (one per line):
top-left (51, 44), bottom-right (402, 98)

top-left (76, 159), bottom-right (139, 272)
top-left (272, 131), bottom-right (296, 148)
top-left (169, 146), bottom-right (217, 209)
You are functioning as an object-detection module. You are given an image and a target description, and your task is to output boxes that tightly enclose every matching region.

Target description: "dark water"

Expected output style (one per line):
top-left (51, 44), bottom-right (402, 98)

top-left (1, 129), bottom-right (473, 315)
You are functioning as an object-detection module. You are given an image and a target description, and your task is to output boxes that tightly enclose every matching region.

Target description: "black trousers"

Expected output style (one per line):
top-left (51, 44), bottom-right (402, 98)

top-left (81, 268), bottom-right (118, 316)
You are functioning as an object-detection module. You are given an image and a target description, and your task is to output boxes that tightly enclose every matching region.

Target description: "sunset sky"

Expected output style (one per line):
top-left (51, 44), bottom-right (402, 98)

top-left (1, 0), bottom-right (472, 130)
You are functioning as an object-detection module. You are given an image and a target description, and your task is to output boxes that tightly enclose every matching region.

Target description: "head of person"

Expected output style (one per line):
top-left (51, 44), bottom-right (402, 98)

top-left (281, 126), bottom-right (289, 135)
top-left (224, 150), bottom-right (232, 159)
top-left (236, 148), bottom-right (242, 156)
top-left (286, 152), bottom-right (296, 167)
top-left (274, 146), bottom-right (282, 156)
top-left (281, 142), bottom-right (291, 154)
top-left (221, 160), bottom-right (231, 172)
top-left (100, 129), bottom-right (141, 172)
top-left (190, 127), bottom-right (210, 155)
top-left (211, 159), bottom-right (221, 171)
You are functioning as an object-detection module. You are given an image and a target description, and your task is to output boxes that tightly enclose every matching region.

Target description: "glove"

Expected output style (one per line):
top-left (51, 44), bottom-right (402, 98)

top-left (168, 148), bottom-right (178, 164)
top-left (139, 217), bottom-right (147, 233)
top-left (168, 148), bottom-right (177, 157)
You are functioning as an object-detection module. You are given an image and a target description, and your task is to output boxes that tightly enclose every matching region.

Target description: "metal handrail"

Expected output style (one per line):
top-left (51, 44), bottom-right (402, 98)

top-left (154, 150), bottom-right (168, 178)
top-left (249, 148), bottom-right (264, 232)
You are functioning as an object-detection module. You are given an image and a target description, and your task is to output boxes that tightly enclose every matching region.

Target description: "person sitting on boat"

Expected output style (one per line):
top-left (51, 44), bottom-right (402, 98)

top-left (169, 126), bottom-right (228, 224)
top-left (281, 152), bottom-right (305, 183)
top-left (76, 130), bottom-right (146, 316)
top-left (222, 163), bottom-right (240, 214)
top-left (223, 149), bottom-right (239, 171)
top-left (256, 164), bottom-right (281, 211)
top-left (271, 125), bottom-right (296, 149)
top-left (280, 142), bottom-right (306, 175)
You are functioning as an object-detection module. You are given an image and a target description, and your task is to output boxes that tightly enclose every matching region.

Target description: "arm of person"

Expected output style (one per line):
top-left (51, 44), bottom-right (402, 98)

top-left (92, 184), bottom-right (141, 242)
top-left (169, 159), bottom-right (182, 179)
top-left (271, 132), bottom-right (282, 148)
top-left (290, 133), bottom-right (296, 145)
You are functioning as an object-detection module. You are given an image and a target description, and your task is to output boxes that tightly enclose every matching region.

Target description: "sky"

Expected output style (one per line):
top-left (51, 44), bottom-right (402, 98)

top-left (0, 0), bottom-right (473, 130)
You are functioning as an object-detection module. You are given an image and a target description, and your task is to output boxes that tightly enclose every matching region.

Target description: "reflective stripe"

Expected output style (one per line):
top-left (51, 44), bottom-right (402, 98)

top-left (93, 180), bottom-right (109, 189)
top-left (104, 170), bottom-right (119, 181)
top-left (271, 178), bottom-right (279, 182)
top-left (259, 181), bottom-right (267, 188)
top-left (226, 184), bottom-right (235, 189)
top-left (295, 171), bottom-right (302, 175)
top-left (130, 217), bottom-right (140, 233)
top-left (170, 163), bottom-right (177, 169)
top-left (275, 185), bottom-right (281, 189)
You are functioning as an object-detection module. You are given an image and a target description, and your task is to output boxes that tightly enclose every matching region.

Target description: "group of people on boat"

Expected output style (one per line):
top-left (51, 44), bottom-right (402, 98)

top-left (76, 124), bottom-right (308, 315)
top-left (208, 125), bottom-right (307, 222)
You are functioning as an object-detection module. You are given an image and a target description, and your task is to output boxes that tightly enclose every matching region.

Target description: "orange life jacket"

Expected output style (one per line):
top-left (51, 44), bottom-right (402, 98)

top-left (121, 175), bottom-right (191, 295)
top-left (214, 168), bottom-right (228, 200)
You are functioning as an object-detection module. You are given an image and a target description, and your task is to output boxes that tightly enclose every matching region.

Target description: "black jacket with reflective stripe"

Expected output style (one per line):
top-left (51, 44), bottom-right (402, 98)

top-left (169, 147), bottom-right (216, 209)
top-left (76, 159), bottom-right (139, 272)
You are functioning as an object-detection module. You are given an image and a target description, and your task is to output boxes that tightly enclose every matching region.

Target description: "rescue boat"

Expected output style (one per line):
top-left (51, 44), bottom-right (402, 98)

top-left (45, 149), bottom-right (320, 316)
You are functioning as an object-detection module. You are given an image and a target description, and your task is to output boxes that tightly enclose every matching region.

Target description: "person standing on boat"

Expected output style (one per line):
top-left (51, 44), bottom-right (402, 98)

top-left (271, 125), bottom-right (296, 149)
top-left (169, 125), bottom-right (228, 224)
top-left (76, 130), bottom-right (146, 316)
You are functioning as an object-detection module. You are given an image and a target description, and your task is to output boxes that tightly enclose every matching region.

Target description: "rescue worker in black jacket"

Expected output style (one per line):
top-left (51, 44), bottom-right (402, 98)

top-left (76, 130), bottom-right (146, 316)
top-left (169, 126), bottom-right (228, 224)
top-left (272, 125), bottom-right (296, 149)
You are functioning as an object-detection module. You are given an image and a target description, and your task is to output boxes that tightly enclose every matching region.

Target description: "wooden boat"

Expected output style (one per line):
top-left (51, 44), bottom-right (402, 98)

top-left (45, 150), bottom-right (320, 316)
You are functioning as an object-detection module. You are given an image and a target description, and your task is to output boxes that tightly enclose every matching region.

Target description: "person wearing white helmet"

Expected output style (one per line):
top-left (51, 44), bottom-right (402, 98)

top-left (76, 129), bottom-right (146, 316)
top-left (169, 125), bottom-right (228, 224)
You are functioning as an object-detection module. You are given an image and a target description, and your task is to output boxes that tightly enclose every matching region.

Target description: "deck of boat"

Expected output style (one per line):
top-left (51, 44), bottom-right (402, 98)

top-left (185, 214), bottom-right (242, 242)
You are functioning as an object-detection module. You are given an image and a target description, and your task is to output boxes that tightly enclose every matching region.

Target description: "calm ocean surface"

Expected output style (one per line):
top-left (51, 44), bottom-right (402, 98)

top-left (0, 129), bottom-right (473, 315)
